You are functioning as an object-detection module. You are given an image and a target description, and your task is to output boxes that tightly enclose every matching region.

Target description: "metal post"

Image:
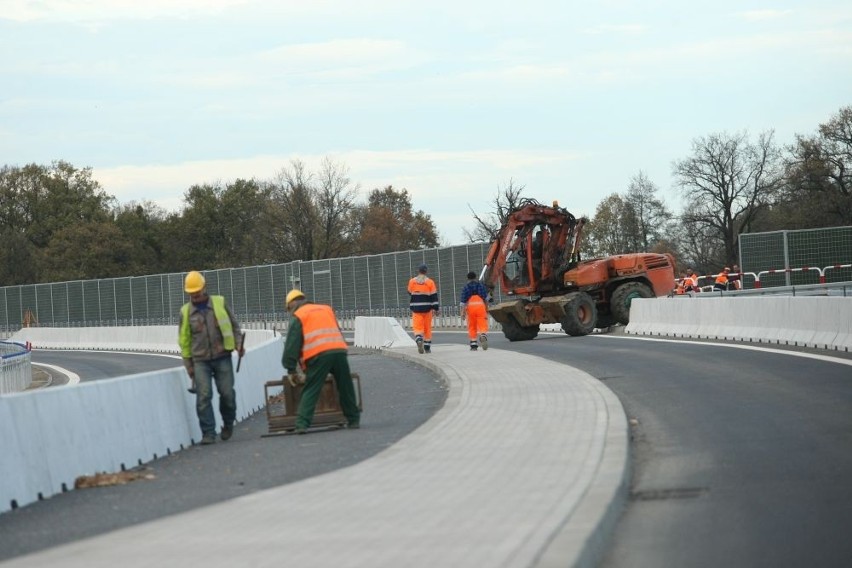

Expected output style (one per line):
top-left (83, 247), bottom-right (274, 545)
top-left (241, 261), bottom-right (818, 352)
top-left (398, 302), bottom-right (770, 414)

top-left (338, 259), bottom-right (344, 313)
top-left (366, 257), bottom-right (372, 311)
top-left (782, 230), bottom-right (791, 287)
top-left (270, 265), bottom-right (275, 321)
top-left (381, 255), bottom-right (386, 315)
top-left (395, 255), bottom-right (400, 309)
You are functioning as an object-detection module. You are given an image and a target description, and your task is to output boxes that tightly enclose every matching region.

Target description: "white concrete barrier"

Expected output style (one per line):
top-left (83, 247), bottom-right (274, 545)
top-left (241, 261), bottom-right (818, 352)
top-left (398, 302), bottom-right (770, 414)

top-left (625, 297), bottom-right (852, 352)
top-left (354, 316), bottom-right (417, 349)
top-left (0, 328), bottom-right (284, 514)
top-left (9, 326), bottom-right (271, 353)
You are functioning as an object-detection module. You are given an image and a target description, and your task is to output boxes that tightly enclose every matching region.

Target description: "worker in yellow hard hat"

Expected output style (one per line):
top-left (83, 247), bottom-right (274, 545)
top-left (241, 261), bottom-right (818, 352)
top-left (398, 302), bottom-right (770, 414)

top-left (178, 270), bottom-right (245, 445)
top-left (282, 289), bottom-right (360, 433)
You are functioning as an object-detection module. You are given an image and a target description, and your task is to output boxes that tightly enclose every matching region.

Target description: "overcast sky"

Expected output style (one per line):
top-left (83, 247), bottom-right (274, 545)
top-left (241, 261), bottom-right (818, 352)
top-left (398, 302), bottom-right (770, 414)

top-left (2, 1), bottom-right (850, 245)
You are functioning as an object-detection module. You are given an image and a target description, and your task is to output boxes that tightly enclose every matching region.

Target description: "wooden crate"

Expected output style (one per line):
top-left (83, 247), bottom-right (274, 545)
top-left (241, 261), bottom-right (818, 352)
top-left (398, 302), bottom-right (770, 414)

top-left (264, 373), bottom-right (361, 435)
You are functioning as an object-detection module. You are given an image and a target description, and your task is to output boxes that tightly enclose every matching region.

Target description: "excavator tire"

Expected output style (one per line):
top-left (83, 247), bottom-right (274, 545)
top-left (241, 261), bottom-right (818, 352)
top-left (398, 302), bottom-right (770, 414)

top-left (611, 281), bottom-right (654, 324)
top-left (560, 292), bottom-right (597, 336)
top-left (501, 316), bottom-right (540, 342)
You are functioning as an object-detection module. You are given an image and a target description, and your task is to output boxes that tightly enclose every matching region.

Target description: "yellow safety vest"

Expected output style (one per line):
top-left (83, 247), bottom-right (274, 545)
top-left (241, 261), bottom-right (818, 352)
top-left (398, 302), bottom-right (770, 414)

top-left (179, 295), bottom-right (235, 358)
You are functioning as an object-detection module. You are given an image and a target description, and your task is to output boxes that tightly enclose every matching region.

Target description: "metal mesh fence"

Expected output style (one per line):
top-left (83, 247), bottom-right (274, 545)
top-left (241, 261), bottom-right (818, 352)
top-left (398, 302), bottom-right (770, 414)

top-left (0, 243), bottom-right (493, 332)
top-left (739, 226), bottom-right (852, 287)
top-left (2, 227), bottom-right (847, 332)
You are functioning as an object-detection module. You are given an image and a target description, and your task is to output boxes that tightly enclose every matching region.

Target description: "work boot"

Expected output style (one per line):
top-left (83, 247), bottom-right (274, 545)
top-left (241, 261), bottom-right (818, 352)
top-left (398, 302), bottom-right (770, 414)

top-left (479, 334), bottom-right (488, 351)
top-left (424, 345), bottom-right (431, 354)
top-left (416, 336), bottom-right (424, 354)
top-left (470, 344), bottom-right (478, 351)
top-left (200, 433), bottom-right (216, 445)
top-left (221, 424), bottom-right (233, 441)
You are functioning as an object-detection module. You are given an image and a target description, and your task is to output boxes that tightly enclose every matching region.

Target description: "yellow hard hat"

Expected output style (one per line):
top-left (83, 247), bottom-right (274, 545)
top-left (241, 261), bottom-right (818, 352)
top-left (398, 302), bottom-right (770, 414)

top-left (184, 271), bottom-right (206, 293)
top-left (285, 289), bottom-right (305, 306)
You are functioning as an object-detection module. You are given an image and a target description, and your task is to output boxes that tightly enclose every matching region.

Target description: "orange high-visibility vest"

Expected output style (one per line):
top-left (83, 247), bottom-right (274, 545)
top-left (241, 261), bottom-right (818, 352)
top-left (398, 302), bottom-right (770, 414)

top-left (294, 303), bottom-right (348, 362)
top-left (408, 276), bottom-right (438, 313)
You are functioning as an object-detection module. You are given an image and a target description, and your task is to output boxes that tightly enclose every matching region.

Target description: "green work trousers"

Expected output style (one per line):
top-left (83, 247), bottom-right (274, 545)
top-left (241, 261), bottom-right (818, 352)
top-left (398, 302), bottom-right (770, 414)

top-left (296, 351), bottom-right (361, 429)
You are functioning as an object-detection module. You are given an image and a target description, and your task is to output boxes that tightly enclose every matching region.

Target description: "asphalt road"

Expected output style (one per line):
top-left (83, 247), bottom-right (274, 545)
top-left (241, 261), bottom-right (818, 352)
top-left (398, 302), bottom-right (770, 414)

top-left (0, 348), bottom-right (446, 562)
top-left (29, 350), bottom-right (183, 386)
top-left (483, 331), bottom-right (852, 568)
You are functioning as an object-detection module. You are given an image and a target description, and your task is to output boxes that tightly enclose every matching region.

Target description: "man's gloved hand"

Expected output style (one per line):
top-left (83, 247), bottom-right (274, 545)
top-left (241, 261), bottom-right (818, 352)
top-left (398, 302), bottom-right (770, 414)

top-left (184, 360), bottom-right (197, 394)
top-left (186, 367), bottom-right (197, 394)
top-left (285, 372), bottom-right (305, 387)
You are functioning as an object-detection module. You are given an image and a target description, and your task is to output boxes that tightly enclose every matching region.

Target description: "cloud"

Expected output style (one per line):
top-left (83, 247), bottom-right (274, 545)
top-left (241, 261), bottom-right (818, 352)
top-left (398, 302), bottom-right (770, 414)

top-left (94, 149), bottom-right (582, 199)
top-left (737, 9), bottom-right (794, 22)
top-left (91, 148), bottom-right (587, 244)
top-left (581, 23), bottom-right (647, 35)
top-left (1, 0), bottom-right (250, 22)
top-left (1, 0), bottom-right (416, 23)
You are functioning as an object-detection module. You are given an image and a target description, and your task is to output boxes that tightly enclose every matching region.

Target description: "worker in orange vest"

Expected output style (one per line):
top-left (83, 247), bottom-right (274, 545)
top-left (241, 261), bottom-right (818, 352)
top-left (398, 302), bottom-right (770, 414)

top-left (282, 289), bottom-right (360, 433)
top-left (408, 264), bottom-right (439, 353)
top-left (674, 271), bottom-right (687, 295)
top-left (682, 267), bottom-right (699, 293)
top-left (714, 267), bottom-right (731, 291)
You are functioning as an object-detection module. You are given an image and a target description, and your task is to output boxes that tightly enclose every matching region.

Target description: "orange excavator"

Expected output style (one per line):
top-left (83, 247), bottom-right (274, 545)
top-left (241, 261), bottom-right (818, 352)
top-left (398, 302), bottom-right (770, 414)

top-left (480, 198), bottom-right (676, 340)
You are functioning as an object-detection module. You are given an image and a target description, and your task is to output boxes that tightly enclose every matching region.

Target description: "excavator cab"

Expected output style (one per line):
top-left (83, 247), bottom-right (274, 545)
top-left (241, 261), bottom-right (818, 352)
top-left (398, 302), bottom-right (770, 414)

top-left (485, 206), bottom-right (581, 299)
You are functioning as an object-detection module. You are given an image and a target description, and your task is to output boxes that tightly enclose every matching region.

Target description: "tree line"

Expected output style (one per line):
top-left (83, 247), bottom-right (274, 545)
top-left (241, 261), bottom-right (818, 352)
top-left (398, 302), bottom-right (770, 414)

top-left (0, 158), bottom-right (439, 285)
top-left (467, 104), bottom-right (851, 275)
top-left (2, 105), bottom-right (849, 285)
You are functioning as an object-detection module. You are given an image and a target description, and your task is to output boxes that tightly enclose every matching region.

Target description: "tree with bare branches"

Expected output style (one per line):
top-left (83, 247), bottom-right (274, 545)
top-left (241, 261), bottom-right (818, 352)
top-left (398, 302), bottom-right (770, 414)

top-left (269, 160), bottom-right (319, 261)
top-left (315, 157), bottom-right (360, 259)
top-left (463, 179), bottom-right (526, 243)
top-left (624, 171), bottom-right (674, 253)
top-left (673, 130), bottom-right (782, 268)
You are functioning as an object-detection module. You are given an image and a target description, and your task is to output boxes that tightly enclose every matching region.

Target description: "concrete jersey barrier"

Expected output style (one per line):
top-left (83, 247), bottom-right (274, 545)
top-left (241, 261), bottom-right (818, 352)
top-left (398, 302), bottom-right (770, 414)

top-left (625, 296), bottom-right (852, 351)
top-left (0, 328), bottom-right (283, 514)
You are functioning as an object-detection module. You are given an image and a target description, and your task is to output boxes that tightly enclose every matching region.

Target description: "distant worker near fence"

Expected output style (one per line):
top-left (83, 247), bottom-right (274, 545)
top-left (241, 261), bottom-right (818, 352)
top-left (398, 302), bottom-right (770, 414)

top-left (729, 264), bottom-right (743, 290)
top-left (408, 263), bottom-right (439, 354)
top-left (714, 267), bottom-right (731, 291)
top-left (282, 290), bottom-right (360, 434)
top-left (178, 270), bottom-right (245, 446)
top-left (460, 271), bottom-right (490, 351)
top-left (683, 267), bottom-right (700, 293)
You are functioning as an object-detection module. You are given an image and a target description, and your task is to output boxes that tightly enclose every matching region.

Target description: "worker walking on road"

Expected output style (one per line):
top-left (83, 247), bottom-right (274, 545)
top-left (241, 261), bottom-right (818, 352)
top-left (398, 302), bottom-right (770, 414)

top-left (408, 263), bottom-right (439, 353)
top-left (460, 271), bottom-right (490, 351)
top-left (178, 270), bottom-right (245, 445)
top-left (282, 290), bottom-right (360, 434)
